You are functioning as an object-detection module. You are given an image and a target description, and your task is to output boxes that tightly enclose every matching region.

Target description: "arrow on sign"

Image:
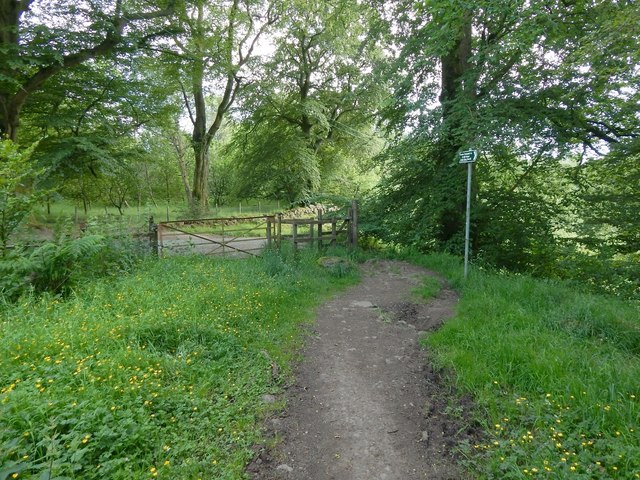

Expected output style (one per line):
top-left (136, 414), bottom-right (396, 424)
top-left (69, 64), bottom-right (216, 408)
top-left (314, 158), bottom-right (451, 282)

top-left (459, 150), bottom-right (478, 163)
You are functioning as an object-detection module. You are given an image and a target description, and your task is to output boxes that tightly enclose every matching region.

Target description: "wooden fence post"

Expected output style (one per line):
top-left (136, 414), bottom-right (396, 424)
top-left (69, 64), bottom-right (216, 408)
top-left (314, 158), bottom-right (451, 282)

top-left (276, 213), bottom-right (282, 248)
top-left (221, 223), bottom-right (225, 255)
top-left (347, 206), bottom-right (353, 247)
top-left (317, 210), bottom-right (323, 248)
top-left (149, 216), bottom-right (158, 256)
top-left (266, 216), bottom-right (273, 247)
top-left (331, 218), bottom-right (337, 245)
top-left (292, 222), bottom-right (298, 250)
top-left (350, 199), bottom-right (359, 249)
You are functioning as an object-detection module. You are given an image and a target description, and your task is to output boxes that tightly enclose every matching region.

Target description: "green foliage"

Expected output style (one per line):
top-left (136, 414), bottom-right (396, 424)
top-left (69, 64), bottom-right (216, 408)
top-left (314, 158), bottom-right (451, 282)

top-left (418, 253), bottom-right (640, 479)
top-left (1, 0), bottom-right (177, 140)
top-left (225, 0), bottom-right (385, 203)
top-left (0, 140), bottom-right (48, 254)
top-left (364, 138), bottom-right (638, 300)
top-left (550, 247), bottom-right (640, 301)
top-left (261, 245), bottom-right (297, 278)
top-left (368, 0), bottom-right (640, 297)
top-left (574, 153), bottom-right (640, 256)
top-left (227, 120), bottom-right (321, 203)
top-left (383, 0), bottom-right (640, 155)
top-left (473, 152), bottom-right (564, 274)
top-left (0, 219), bottom-right (148, 301)
top-left (0, 251), bottom-right (357, 479)
top-left (362, 137), bottom-right (467, 252)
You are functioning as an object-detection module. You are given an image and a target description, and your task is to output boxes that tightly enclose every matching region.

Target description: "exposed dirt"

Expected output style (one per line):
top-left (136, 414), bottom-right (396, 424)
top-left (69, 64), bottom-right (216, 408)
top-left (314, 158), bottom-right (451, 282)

top-left (248, 259), bottom-right (478, 480)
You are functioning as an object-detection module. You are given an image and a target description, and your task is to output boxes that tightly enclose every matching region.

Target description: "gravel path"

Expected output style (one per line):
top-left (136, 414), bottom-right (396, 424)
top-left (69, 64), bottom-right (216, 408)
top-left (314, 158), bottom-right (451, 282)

top-left (249, 260), bottom-right (475, 480)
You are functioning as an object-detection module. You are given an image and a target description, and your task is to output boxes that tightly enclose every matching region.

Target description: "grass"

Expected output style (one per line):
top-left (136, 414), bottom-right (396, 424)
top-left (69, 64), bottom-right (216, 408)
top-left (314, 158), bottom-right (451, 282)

top-left (5, 243), bottom-right (637, 479)
top-left (414, 274), bottom-right (443, 300)
top-left (28, 199), bottom-right (284, 227)
top-left (408, 252), bottom-right (640, 479)
top-left (0, 247), bottom-right (358, 479)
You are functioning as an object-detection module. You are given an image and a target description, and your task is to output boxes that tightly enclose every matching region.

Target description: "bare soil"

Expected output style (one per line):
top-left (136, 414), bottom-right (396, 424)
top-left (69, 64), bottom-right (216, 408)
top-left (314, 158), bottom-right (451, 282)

top-left (248, 259), bottom-right (478, 480)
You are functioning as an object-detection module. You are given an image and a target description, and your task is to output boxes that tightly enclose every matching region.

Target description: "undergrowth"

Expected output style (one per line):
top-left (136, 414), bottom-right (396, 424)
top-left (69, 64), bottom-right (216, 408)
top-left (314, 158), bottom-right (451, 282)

top-left (0, 246), bottom-right (357, 479)
top-left (409, 252), bottom-right (640, 479)
top-left (1, 219), bottom-right (148, 302)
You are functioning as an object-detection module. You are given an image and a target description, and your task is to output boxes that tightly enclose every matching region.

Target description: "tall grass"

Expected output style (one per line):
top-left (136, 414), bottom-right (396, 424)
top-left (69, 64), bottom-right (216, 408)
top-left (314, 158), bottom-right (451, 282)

top-left (0, 248), bottom-right (357, 479)
top-left (412, 253), bottom-right (640, 479)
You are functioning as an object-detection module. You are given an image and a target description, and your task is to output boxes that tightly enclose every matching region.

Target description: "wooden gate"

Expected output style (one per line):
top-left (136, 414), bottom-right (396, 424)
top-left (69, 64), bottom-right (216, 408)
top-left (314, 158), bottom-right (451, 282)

top-left (150, 201), bottom-right (358, 257)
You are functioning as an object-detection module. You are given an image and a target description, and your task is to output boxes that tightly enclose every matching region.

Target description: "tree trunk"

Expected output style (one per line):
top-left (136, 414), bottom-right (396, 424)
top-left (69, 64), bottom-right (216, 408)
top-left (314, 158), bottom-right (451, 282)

top-left (172, 131), bottom-right (193, 205)
top-left (143, 162), bottom-right (158, 207)
top-left (190, 47), bottom-right (210, 209)
top-left (439, 8), bottom-right (473, 143)
top-left (434, 8), bottom-right (474, 246)
top-left (0, 0), bottom-right (22, 140)
top-left (183, 0), bottom-right (271, 209)
top-left (192, 139), bottom-right (210, 208)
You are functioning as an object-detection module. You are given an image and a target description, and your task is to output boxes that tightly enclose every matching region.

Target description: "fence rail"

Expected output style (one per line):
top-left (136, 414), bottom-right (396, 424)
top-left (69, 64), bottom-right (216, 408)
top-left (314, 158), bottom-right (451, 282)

top-left (150, 201), bottom-right (359, 257)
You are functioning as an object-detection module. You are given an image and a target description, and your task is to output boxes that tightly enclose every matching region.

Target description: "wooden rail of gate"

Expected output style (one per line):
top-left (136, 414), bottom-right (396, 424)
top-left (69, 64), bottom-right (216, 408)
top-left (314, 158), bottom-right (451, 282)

top-left (149, 200), bottom-right (358, 256)
top-left (155, 215), bottom-right (271, 257)
top-left (274, 200), bottom-right (359, 250)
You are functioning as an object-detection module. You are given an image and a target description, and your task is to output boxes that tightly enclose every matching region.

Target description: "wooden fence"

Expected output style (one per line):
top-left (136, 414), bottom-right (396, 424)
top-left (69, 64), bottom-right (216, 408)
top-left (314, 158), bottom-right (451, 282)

top-left (150, 200), bottom-right (358, 257)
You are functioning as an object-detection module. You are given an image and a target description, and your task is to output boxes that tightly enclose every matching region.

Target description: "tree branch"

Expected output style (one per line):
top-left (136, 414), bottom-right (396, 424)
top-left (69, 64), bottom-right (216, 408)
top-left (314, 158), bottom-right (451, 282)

top-left (179, 79), bottom-right (196, 127)
top-left (8, 1), bottom-right (177, 126)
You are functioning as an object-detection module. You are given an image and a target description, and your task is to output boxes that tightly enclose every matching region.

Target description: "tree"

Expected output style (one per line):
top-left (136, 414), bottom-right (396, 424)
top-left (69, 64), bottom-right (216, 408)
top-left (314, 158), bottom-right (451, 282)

top-left (371, 0), bottom-right (640, 253)
top-left (0, 0), bottom-right (177, 141)
top-left (575, 152), bottom-right (640, 256)
top-left (13, 53), bottom-right (178, 217)
top-left (227, 0), bottom-right (386, 202)
top-left (163, 0), bottom-right (277, 208)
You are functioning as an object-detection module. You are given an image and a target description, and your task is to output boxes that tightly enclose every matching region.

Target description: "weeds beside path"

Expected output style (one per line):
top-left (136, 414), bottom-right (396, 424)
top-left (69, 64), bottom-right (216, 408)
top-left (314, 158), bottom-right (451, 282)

top-left (0, 250), bottom-right (356, 479)
top-left (416, 253), bottom-right (640, 479)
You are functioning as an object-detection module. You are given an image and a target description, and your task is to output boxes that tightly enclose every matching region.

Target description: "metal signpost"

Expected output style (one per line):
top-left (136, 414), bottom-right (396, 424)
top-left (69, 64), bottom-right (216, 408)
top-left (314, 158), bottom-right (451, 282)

top-left (459, 149), bottom-right (478, 279)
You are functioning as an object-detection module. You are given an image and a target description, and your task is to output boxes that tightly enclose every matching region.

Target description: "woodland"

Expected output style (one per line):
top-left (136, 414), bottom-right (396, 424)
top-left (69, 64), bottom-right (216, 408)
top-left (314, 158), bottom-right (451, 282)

top-left (1, 0), bottom-right (639, 299)
top-left (1, 2), bottom-right (640, 479)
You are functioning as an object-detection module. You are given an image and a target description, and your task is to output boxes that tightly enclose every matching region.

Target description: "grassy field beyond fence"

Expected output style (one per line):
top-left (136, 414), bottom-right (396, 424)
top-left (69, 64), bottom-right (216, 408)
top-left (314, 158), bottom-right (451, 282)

top-left (412, 253), bottom-right (640, 479)
top-left (28, 200), bottom-right (284, 227)
top-left (0, 248), bottom-right (357, 479)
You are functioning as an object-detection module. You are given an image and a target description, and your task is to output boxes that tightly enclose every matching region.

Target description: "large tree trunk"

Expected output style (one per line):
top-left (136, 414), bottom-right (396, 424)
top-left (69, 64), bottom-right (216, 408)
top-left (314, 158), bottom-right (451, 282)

top-left (434, 8), bottom-right (474, 246)
top-left (439, 10), bottom-right (473, 125)
top-left (182, 0), bottom-right (273, 209)
top-left (190, 52), bottom-right (210, 209)
top-left (191, 138), bottom-right (210, 208)
top-left (189, 55), bottom-right (234, 210)
top-left (0, 0), bottom-right (26, 140)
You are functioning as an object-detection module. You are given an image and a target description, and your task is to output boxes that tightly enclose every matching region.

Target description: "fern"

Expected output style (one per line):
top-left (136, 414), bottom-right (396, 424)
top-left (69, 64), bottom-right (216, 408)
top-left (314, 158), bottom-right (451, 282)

top-left (1, 216), bottom-right (150, 303)
top-left (27, 235), bottom-right (106, 294)
top-left (0, 249), bottom-right (35, 300)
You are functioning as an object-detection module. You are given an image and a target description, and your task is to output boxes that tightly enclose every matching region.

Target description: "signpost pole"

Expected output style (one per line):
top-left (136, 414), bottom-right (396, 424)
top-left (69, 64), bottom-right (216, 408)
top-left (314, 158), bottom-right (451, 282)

top-left (458, 149), bottom-right (477, 280)
top-left (464, 161), bottom-right (472, 279)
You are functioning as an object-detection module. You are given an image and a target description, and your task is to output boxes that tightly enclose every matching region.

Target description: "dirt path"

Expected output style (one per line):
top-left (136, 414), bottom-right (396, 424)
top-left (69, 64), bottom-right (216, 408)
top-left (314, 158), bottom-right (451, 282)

top-left (249, 260), bottom-right (475, 480)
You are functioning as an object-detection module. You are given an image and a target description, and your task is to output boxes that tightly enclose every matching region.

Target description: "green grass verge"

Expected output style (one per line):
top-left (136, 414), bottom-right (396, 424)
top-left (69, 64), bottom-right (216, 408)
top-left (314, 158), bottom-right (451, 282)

top-left (408, 253), bottom-right (640, 479)
top-left (0, 247), bottom-right (357, 479)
